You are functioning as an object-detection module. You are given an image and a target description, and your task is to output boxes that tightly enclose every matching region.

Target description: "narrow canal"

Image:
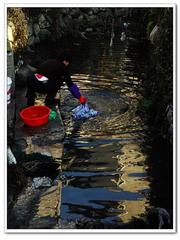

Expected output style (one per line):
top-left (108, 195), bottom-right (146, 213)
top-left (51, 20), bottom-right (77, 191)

top-left (58, 37), bottom-right (151, 228)
top-left (7, 7), bottom-right (173, 230)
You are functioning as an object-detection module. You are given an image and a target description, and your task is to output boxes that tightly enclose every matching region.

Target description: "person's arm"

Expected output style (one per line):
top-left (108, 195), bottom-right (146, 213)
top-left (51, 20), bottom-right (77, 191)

top-left (64, 74), bottom-right (87, 104)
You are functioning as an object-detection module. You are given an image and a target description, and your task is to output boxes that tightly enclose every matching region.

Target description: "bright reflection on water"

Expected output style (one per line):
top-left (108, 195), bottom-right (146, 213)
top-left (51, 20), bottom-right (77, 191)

top-left (59, 40), bottom-right (150, 227)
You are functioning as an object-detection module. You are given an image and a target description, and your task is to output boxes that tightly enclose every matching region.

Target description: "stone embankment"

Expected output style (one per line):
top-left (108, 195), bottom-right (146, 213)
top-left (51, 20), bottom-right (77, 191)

top-left (26, 8), bottom-right (125, 48)
top-left (8, 81), bottom-right (65, 229)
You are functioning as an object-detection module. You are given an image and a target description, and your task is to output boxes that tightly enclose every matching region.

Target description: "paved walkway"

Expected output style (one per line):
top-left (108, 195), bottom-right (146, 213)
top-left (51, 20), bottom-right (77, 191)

top-left (9, 86), bottom-right (65, 229)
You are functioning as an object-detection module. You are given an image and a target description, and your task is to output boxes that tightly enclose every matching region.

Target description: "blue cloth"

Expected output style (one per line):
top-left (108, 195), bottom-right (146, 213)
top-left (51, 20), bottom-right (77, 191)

top-left (72, 103), bottom-right (99, 120)
top-left (70, 84), bottom-right (81, 99)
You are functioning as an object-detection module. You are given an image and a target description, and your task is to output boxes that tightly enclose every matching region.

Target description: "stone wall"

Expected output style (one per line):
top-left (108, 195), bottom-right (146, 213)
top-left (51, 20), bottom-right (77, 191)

top-left (8, 7), bottom-right (128, 86)
top-left (142, 8), bottom-right (173, 143)
top-left (25, 8), bottom-right (126, 49)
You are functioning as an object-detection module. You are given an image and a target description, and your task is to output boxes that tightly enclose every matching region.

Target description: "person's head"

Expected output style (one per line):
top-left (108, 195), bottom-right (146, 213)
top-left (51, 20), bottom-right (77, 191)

top-left (58, 51), bottom-right (72, 66)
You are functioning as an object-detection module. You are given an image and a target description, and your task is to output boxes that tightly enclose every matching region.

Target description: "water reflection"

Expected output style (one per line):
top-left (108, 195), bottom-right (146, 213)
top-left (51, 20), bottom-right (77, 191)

top-left (59, 40), bottom-right (150, 227)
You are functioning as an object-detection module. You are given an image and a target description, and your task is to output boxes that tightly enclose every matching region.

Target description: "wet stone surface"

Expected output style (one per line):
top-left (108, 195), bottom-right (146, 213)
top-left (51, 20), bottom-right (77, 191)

top-left (8, 85), bottom-right (65, 229)
top-left (13, 86), bottom-right (65, 178)
top-left (13, 87), bottom-right (65, 159)
top-left (8, 178), bottom-right (62, 229)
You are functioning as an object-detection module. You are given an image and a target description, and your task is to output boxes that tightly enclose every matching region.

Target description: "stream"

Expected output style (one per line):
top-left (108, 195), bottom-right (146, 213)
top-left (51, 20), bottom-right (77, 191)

top-left (7, 9), bottom-right (173, 230)
top-left (58, 38), bottom-right (151, 228)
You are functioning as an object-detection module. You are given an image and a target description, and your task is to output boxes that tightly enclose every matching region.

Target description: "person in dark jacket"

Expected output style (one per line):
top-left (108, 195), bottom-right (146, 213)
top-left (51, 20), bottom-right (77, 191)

top-left (26, 51), bottom-right (87, 107)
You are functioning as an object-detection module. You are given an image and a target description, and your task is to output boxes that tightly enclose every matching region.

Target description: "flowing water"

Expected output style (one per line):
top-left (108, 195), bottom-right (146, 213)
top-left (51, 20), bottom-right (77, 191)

top-left (58, 38), bottom-right (151, 228)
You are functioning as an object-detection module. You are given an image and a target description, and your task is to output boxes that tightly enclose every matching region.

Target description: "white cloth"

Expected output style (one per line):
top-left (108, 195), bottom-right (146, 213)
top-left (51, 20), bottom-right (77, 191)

top-left (35, 73), bottom-right (48, 82)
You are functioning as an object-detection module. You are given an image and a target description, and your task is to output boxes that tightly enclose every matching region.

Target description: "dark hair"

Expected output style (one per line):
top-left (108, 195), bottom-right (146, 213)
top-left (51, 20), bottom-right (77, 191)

top-left (58, 51), bottom-right (72, 63)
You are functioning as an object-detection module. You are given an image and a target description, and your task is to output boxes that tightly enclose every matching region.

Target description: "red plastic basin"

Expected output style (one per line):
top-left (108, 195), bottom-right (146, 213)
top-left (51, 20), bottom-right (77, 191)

top-left (20, 106), bottom-right (51, 126)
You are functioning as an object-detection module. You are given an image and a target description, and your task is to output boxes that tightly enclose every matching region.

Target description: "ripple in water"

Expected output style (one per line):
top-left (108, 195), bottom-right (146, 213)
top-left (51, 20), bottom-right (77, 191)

top-left (59, 40), bottom-right (150, 228)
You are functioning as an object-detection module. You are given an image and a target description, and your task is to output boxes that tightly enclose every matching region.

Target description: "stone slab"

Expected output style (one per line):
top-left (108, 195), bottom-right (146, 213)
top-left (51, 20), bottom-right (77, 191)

top-left (28, 181), bottom-right (62, 229)
top-left (8, 180), bottom-right (62, 229)
top-left (14, 86), bottom-right (65, 162)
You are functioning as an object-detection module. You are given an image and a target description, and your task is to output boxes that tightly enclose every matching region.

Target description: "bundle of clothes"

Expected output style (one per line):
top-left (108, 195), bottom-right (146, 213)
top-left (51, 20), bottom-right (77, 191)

top-left (72, 103), bottom-right (99, 120)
